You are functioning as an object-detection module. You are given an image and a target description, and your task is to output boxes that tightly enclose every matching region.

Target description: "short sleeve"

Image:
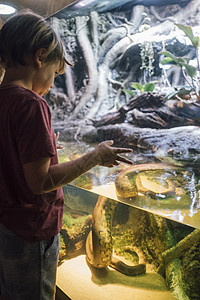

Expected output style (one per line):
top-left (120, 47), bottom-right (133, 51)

top-left (16, 97), bottom-right (56, 164)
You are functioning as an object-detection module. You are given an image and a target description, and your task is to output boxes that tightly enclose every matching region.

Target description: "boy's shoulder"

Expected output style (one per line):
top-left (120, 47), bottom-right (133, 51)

top-left (0, 84), bottom-right (47, 105)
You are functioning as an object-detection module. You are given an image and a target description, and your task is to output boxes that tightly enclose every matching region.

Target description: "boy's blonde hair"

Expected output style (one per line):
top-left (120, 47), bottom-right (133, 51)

top-left (0, 10), bottom-right (72, 73)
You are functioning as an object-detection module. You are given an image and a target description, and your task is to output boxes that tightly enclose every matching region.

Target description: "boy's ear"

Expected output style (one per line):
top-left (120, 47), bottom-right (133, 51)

top-left (35, 48), bottom-right (46, 68)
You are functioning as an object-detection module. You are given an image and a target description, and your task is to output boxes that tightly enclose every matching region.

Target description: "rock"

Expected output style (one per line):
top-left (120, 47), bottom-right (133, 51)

top-left (135, 172), bottom-right (175, 198)
top-left (82, 124), bottom-right (200, 166)
top-left (182, 241), bottom-right (200, 298)
top-left (115, 163), bottom-right (186, 199)
top-left (93, 93), bottom-right (200, 129)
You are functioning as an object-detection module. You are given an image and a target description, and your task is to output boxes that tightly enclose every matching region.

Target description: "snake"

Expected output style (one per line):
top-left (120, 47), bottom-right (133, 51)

top-left (86, 195), bottom-right (146, 276)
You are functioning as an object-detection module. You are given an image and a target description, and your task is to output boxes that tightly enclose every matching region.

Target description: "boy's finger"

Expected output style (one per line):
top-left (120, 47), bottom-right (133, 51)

top-left (116, 155), bottom-right (133, 164)
top-left (105, 140), bottom-right (114, 146)
top-left (114, 147), bottom-right (133, 153)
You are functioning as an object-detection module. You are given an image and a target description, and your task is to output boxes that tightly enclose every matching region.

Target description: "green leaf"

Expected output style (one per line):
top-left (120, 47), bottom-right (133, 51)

top-left (176, 24), bottom-right (194, 42)
top-left (160, 57), bottom-right (177, 65)
top-left (182, 63), bottom-right (197, 78)
top-left (166, 86), bottom-right (194, 100)
top-left (166, 91), bottom-right (180, 100)
top-left (166, 89), bottom-right (193, 100)
top-left (176, 87), bottom-right (193, 95)
top-left (144, 82), bottom-right (155, 92)
top-left (177, 57), bottom-right (190, 64)
top-left (176, 23), bottom-right (199, 49)
top-left (131, 82), bottom-right (144, 91)
top-left (123, 89), bottom-right (135, 96)
top-left (159, 51), bottom-right (179, 63)
top-left (193, 36), bottom-right (200, 49)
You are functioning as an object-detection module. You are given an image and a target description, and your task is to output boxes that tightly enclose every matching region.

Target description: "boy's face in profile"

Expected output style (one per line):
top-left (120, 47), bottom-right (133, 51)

top-left (32, 60), bottom-right (61, 96)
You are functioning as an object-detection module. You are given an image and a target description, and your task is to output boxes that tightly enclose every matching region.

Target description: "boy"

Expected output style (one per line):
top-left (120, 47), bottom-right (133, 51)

top-left (0, 10), bottom-right (133, 300)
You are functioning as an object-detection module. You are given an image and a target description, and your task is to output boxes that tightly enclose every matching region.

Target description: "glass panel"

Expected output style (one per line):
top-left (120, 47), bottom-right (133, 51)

top-left (52, 3), bottom-right (200, 298)
top-left (51, 0), bottom-right (200, 230)
top-left (58, 142), bottom-right (200, 229)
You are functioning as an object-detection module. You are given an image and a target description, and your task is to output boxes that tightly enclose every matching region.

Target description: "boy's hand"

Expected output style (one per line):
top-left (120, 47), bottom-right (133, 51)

top-left (55, 131), bottom-right (63, 149)
top-left (93, 140), bottom-right (133, 167)
top-left (23, 140), bottom-right (133, 194)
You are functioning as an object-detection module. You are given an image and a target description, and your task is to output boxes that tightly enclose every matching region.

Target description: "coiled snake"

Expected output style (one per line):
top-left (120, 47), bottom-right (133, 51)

top-left (86, 195), bottom-right (146, 276)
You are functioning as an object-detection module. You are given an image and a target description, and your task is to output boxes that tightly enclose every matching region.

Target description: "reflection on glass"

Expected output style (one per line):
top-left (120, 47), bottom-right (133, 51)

top-left (58, 142), bottom-right (200, 229)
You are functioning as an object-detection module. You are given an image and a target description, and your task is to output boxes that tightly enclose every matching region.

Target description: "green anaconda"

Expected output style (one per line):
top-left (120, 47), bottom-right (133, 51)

top-left (86, 195), bottom-right (146, 276)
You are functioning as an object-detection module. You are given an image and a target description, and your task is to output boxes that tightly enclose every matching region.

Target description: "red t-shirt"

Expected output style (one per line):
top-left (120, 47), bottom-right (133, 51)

top-left (0, 85), bottom-right (64, 242)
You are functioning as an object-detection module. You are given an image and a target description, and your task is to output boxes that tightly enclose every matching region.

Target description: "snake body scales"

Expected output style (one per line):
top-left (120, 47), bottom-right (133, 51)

top-left (86, 195), bottom-right (146, 276)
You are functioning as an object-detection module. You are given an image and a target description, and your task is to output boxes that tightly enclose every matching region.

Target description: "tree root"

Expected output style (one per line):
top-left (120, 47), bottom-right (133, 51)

top-left (166, 259), bottom-right (190, 300)
top-left (162, 229), bottom-right (200, 265)
top-left (158, 227), bottom-right (200, 299)
top-left (70, 15), bottom-right (98, 119)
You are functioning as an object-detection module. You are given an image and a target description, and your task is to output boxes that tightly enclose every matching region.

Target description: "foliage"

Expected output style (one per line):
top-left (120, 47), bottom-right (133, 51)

top-left (62, 209), bottom-right (88, 229)
top-left (124, 81), bottom-right (156, 96)
top-left (124, 24), bottom-right (200, 101)
top-left (176, 24), bottom-right (200, 49)
top-left (159, 23), bottom-right (200, 99)
top-left (160, 51), bottom-right (196, 78)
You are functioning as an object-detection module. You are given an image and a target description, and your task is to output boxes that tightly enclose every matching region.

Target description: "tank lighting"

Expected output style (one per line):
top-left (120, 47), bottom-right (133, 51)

top-left (0, 4), bottom-right (16, 15)
top-left (76, 0), bottom-right (94, 7)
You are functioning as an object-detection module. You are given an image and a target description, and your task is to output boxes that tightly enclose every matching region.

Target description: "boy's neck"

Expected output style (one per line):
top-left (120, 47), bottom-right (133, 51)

top-left (1, 66), bottom-right (34, 91)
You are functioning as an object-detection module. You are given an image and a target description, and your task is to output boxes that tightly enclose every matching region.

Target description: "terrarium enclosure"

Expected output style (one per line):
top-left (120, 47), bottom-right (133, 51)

top-left (46, 1), bottom-right (200, 299)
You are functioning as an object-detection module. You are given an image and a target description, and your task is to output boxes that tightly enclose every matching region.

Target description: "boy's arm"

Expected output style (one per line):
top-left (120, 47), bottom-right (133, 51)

top-left (23, 140), bottom-right (133, 195)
